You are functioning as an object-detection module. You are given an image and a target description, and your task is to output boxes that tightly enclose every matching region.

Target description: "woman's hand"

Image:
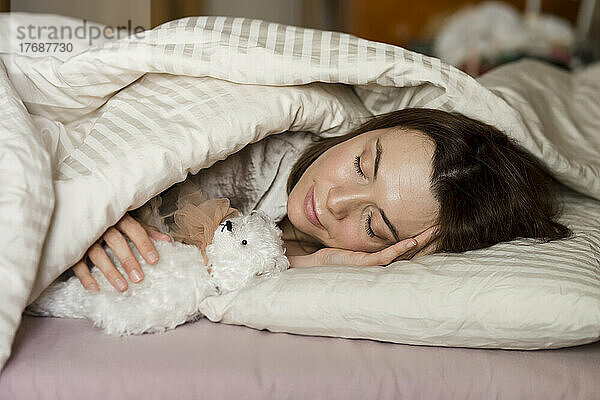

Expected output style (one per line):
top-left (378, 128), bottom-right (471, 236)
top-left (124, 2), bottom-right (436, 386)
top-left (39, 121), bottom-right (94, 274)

top-left (71, 213), bottom-right (171, 292)
top-left (289, 225), bottom-right (439, 268)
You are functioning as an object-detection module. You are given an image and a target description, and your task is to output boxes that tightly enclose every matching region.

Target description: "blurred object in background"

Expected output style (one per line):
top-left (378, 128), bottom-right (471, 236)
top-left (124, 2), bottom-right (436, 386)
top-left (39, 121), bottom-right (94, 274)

top-left (202, 0), bottom-right (302, 27)
top-left (344, 0), bottom-right (579, 47)
top-left (433, 1), bottom-right (575, 76)
top-left (152, 0), bottom-right (202, 28)
top-left (342, 0), bottom-right (598, 76)
top-left (303, 0), bottom-right (347, 31)
top-left (201, 0), bottom-right (346, 31)
top-left (573, 0), bottom-right (600, 66)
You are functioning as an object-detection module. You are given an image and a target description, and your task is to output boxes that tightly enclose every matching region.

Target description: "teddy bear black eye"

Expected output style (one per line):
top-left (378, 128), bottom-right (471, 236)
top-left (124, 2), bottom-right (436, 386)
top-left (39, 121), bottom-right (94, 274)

top-left (241, 240), bottom-right (248, 246)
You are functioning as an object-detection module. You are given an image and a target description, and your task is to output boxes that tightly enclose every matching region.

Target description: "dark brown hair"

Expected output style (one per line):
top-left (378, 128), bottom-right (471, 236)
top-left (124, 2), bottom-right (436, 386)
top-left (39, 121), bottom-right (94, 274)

top-left (287, 108), bottom-right (571, 253)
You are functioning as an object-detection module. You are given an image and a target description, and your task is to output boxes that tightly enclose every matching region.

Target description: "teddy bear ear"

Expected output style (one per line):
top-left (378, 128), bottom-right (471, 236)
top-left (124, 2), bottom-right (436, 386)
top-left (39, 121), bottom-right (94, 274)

top-left (250, 210), bottom-right (266, 219)
top-left (250, 210), bottom-right (278, 229)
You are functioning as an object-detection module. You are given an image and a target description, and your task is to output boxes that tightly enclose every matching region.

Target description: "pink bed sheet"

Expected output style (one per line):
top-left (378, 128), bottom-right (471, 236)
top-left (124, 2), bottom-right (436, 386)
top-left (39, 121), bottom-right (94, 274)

top-left (1, 316), bottom-right (599, 400)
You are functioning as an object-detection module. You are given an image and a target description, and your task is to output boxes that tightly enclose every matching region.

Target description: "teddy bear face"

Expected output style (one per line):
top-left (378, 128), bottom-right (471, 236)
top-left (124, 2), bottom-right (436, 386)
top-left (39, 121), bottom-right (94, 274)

top-left (205, 211), bottom-right (289, 293)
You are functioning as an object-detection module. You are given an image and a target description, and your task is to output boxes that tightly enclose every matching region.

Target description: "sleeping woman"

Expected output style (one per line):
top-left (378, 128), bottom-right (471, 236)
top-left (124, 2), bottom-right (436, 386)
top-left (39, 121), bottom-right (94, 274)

top-left (70, 108), bottom-right (571, 292)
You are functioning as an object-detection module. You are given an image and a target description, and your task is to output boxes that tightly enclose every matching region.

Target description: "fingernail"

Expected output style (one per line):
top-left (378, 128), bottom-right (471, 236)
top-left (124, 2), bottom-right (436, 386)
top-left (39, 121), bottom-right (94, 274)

top-left (147, 251), bottom-right (159, 263)
top-left (407, 239), bottom-right (417, 248)
top-left (131, 270), bottom-right (143, 283)
top-left (115, 278), bottom-right (127, 291)
top-left (88, 283), bottom-right (99, 291)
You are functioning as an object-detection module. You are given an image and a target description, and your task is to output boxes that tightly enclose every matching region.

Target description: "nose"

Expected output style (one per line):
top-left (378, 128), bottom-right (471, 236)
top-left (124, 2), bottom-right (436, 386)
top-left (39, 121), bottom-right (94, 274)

top-left (326, 185), bottom-right (368, 220)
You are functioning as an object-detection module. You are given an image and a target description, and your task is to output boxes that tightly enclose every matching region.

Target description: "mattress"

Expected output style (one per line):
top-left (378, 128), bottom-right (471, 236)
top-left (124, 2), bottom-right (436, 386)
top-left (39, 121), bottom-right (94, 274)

top-left (1, 315), bottom-right (599, 400)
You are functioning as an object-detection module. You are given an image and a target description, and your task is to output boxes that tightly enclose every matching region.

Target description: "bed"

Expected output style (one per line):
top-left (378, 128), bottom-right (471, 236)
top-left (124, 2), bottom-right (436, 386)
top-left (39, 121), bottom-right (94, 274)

top-left (1, 12), bottom-right (600, 399)
top-left (1, 315), bottom-right (599, 400)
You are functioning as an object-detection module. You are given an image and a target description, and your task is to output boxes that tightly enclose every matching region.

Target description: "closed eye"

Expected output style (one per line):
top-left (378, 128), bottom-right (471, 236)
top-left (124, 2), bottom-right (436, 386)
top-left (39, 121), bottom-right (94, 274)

top-left (354, 155), bottom-right (366, 178)
top-left (354, 151), bottom-right (383, 241)
top-left (355, 154), bottom-right (378, 240)
top-left (364, 212), bottom-right (376, 238)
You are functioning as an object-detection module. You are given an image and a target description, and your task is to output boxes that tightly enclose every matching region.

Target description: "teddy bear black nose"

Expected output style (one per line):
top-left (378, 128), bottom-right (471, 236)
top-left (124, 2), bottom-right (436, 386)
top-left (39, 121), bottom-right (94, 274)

top-left (225, 220), bottom-right (233, 232)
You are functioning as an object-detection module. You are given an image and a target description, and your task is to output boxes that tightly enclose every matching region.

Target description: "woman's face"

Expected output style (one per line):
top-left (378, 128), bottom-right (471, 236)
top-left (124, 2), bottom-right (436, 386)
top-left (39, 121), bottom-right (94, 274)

top-left (287, 127), bottom-right (440, 252)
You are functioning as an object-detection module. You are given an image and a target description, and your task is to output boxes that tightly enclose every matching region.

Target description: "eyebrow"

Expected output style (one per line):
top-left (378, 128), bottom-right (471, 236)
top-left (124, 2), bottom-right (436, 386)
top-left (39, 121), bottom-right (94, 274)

top-left (372, 137), bottom-right (400, 243)
top-left (373, 137), bottom-right (382, 180)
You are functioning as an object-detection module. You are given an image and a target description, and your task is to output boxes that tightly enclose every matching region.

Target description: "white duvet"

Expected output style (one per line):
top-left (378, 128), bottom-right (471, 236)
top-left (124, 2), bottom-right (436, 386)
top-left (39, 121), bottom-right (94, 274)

top-left (1, 14), bottom-right (599, 371)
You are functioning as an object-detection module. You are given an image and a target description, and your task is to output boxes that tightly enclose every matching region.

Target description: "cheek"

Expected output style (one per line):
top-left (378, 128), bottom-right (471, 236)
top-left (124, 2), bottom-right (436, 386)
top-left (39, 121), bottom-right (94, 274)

top-left (324, 222), bottom-right (382, 253)
top-left (308, 147), bottom-right (351, 181)
top-left (287, 185), bottom-right (305, 228)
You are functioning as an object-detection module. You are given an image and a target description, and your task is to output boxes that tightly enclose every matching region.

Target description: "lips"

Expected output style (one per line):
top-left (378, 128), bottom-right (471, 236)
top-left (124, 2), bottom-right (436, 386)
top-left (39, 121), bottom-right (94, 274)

top-left (304, 184), bottom-right (325, 229)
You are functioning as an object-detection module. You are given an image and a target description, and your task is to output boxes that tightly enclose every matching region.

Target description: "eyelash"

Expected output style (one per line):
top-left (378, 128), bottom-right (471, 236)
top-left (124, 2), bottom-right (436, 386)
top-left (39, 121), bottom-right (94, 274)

top-left (364, 212), bottom-right (376, 238)
top-left (354, 155), bottom-right (375, 238)
top-left (353, 155), bottom-right (366, 178)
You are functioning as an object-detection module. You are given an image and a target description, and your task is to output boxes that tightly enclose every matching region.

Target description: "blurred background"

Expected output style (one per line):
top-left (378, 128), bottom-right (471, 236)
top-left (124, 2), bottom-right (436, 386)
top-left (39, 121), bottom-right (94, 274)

top-left (1, 0), bottom-right (598, 76)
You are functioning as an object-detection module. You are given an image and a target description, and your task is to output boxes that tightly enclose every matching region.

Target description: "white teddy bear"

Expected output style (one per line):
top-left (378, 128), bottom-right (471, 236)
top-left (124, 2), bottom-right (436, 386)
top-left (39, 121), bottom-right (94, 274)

top-left (27, 211), bottom-right (289, 336)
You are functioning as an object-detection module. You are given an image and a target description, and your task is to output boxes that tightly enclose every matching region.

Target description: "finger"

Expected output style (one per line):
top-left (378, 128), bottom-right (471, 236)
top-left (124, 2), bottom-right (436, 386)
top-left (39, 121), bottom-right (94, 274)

top-left (147, 229), bottom-right (171, 242)
top-left (117, 214), bottom-right (162, 264)
top-left (103, 225), bottom-right (145, 284)
top-left (136, 218), bottom-right (171, 242)
top-left (412, 237), bottom-right (439, 258)
top-left (412, 225), bottom-right (440, 254)
top-left (416, 224), bottom-right (440, 243)
top-left (398, 225), bottom-right (440, 260)
top-left (88, 241), bottom-right (129, 292)
top-left (367, 238), bottom-right (419, 266)
top-left (72, 259), bottom-right (99, 291)
top-left (412, 243), bottom-right (436, 258)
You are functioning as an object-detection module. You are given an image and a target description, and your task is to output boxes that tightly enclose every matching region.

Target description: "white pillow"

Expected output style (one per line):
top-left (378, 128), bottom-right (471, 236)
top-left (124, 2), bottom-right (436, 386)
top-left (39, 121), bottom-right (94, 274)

top-left (199, 187), bottom-right (600, 350)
